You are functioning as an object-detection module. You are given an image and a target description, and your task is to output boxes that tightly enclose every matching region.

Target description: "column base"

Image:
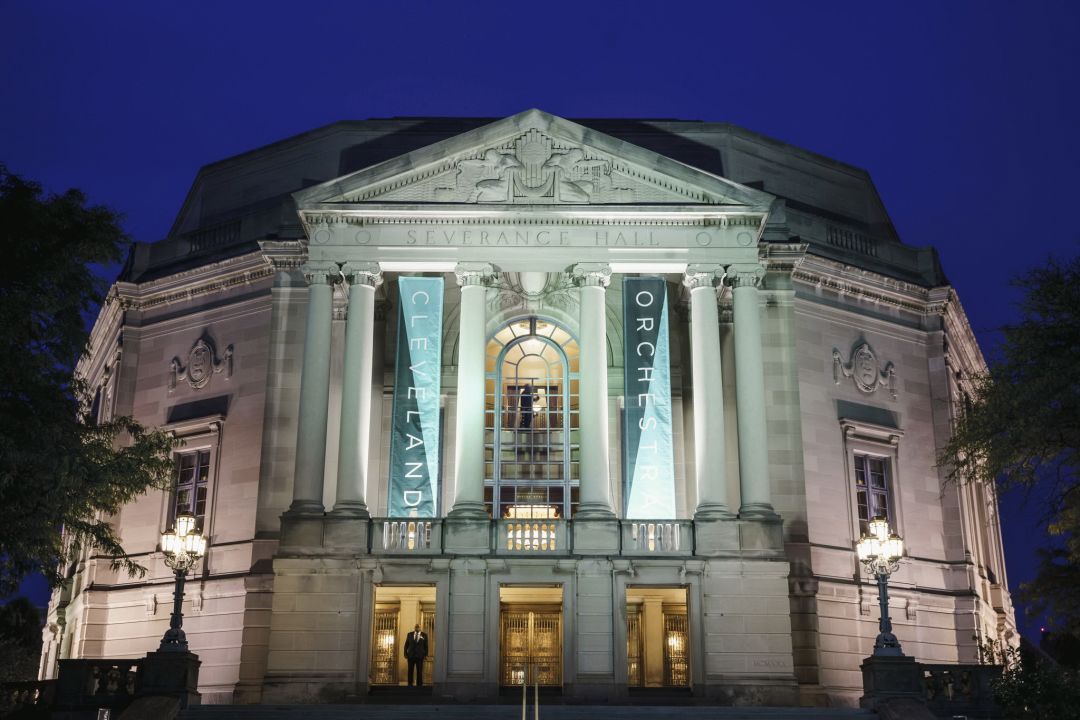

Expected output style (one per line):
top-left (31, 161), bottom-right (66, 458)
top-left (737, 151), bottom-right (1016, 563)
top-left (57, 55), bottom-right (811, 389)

top-left (329, 501), bottom-right (370, 517)
top-left (285, 499), bottom-right (325, 515)
top-left (739, 502), bottom-right (780, 520)
top-left (447, 500), bottom-right (488, 518)
top-left (694, 503), bottom-right (737, 521)
top-left (574, 502), bottom-right (616, 520)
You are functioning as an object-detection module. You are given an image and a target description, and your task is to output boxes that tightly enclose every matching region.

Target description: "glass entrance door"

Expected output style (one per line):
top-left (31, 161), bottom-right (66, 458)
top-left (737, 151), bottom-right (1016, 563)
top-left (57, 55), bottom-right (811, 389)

top-left (499, 607), bottom-right (562, 686)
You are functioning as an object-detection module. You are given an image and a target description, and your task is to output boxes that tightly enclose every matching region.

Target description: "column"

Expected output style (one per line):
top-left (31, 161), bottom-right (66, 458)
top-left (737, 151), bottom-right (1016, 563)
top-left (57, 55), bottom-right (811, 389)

top-left (288, 262), bottom-right (337, 514)
top-left (572, 263), bottom-right (615, 518)
top-left (684, 265), bottom-right (733, 519)
top-left (332, 262), bottom-right (382, 516)
top-left (729, 264), bottom-right (777, 518)
top-left (449, 262), bottom-right (495, 517)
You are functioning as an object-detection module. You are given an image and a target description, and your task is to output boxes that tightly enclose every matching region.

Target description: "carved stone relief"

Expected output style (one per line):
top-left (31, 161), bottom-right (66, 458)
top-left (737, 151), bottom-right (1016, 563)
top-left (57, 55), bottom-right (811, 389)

top-left (169, 333), bottom-right (233, 392)
top-left (351, 128), bottom-right (707, 205)
top-left (832, 341), bottom-right (896, 399)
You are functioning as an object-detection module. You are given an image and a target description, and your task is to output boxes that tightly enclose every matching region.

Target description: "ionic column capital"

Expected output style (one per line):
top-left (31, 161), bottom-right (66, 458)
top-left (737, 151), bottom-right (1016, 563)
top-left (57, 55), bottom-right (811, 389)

top-left (341, 262), bottom-right (383, 289)
top-left (455, 262), bottom-right (497, 287)
top-left (683, 264), bottom-right (724, 290)
top-left (301, 261), bottom-right (339, 286)
top-left (570, 262), bottom-right (612, 288)
top-left (726, 263), bottom-right (765, 289)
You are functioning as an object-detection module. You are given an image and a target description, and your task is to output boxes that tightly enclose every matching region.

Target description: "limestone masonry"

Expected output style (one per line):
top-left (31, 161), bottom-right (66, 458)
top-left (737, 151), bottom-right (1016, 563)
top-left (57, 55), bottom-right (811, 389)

top-left (42, 110), bottom-right (1015, 708)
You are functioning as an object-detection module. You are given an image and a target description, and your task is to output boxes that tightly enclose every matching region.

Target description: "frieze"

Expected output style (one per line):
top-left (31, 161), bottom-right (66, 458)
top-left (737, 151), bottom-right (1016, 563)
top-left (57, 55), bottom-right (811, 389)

top-left (833, 341), bottom-right (896, 399)
top-left (169, 332), bottom-right (233, 392)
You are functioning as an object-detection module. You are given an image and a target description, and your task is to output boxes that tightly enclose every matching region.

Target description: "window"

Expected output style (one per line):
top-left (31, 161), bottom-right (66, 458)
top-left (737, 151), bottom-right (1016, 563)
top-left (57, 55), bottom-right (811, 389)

top-left (483, 316), bottom-right (580, 518)
top-left (172, 449), bottom-right (210, 529)
top-left (854, 453), bottom-right (891, 533)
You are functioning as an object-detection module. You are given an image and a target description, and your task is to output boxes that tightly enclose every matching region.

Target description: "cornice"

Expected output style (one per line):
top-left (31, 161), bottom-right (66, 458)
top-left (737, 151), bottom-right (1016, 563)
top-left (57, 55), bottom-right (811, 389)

top-left (112, 250), bottom-right (274, 312)
top-left (793, 254), bottom-right (944, 315)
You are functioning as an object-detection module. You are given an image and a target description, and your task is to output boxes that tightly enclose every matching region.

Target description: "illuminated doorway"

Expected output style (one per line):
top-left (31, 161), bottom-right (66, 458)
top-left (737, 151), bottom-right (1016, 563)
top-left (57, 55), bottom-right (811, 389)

top-left (626, 586), bottom-right (690, 688)
top-left (369, 585), bottom-right (436, 686)
top-left (499, 585), bottom-right (563, 687)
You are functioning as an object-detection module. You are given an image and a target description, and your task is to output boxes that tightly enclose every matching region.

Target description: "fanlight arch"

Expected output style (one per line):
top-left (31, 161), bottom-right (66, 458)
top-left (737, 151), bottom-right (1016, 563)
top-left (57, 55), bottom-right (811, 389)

top-left (484, 316), bottom-right (580, 519)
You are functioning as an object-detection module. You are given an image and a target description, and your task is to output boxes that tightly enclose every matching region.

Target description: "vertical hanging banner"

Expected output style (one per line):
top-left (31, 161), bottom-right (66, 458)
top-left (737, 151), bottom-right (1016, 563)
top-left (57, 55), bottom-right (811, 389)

top-left (622, 277), bottom-right (676, 519)
top-left (388, 277), bottom-right (444, 517)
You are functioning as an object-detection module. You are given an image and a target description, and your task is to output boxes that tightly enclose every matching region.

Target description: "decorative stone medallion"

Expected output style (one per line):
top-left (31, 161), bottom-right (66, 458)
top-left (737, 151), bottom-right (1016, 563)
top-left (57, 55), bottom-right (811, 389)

top-left (832, 341), bottom-right (896, 399)
top-left (170, 333), bottom-right (233, 392)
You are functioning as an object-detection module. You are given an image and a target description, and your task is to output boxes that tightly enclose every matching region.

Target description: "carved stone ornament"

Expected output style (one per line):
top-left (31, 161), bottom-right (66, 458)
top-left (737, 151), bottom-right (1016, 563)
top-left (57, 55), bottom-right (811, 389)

top-left (170, 333), bottom-right (234, 392)
top-left (352, 128), bottom-right (702, 206)
top-left (832, 341), bottom-right (896, 399)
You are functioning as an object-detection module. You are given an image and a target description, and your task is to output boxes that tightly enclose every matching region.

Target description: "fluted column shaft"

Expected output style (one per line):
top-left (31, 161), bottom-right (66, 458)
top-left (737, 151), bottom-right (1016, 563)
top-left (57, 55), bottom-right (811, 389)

top-left (332, 263), bottom-right (382, 516)
top-left (730, 264), bottom-right (776, 518)
top-left (289, 262), bottom-right (337, 514)
top-left (572, 263), bottom-right (615, 518)
top-left (684, 265), bottom-right (732, 519)
top-left (450, 263), bottom-right (495, 517)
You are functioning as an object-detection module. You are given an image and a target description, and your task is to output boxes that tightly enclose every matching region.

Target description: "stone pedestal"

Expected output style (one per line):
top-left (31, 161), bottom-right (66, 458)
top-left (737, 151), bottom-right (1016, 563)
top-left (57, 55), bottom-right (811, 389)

top-left (572, 519), bottom-right (620, 554)
top-left (860, 655), bottom-right (923, 710)
top-left (443, 517), bottom-right (492, 554)
top-left (141, 651), bottom-right (201, 709)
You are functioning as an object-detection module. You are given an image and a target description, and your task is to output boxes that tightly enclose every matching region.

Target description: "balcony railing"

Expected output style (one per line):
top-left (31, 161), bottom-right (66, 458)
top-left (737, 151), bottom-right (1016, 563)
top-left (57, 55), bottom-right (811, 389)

top-left (371, 519), bottom-right (442, 555)
top-left (367, 517), bottom-right (696, 555)
top-left (497, 519), bottom-right (567, 554)
top-left (622, 521), bottom-right (693, 556)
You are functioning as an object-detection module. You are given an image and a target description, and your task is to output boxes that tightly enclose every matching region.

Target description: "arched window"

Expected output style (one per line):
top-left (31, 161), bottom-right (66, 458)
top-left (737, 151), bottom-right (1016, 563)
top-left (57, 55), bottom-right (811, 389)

top-left (484, 317), bottom-right (580, 518)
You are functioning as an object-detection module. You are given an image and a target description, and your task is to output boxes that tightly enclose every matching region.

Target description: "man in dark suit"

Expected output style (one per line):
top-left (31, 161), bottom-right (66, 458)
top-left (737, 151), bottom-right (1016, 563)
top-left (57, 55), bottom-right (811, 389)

top-left (519, 384), bottom-right (537, 428)
top-left (403, 623), bottom-right (429, 687)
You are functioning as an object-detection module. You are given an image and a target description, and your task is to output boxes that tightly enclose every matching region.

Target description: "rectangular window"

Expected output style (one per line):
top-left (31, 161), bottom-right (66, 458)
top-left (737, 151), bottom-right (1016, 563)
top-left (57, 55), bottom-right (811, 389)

top-left (854, 453), bottom-right (891, 534)
top-left (172, 449), bottom-right (210, 529)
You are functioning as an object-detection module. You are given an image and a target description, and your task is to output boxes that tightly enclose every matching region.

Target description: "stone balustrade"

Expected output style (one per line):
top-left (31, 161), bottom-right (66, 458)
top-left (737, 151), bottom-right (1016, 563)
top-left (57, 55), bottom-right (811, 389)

top-left (622, 520), bottom-right (692, 556)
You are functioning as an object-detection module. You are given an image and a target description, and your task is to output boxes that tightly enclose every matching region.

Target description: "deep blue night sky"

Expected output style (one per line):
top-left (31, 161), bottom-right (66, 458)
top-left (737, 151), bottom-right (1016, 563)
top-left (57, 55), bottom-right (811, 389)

top-left (2, 1), bottom-right (1078, 639)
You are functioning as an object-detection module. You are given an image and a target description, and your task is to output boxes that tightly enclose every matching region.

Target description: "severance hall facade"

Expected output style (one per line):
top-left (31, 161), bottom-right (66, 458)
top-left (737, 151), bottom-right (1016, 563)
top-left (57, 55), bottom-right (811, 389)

top-left (41, 110), bottom-right (1015, 706)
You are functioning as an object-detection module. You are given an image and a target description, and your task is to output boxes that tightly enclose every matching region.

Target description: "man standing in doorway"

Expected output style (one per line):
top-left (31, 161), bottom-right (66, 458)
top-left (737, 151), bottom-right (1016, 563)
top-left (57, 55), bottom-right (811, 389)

top-left (404, 623), bottom-right (429, 687)
top-left (519, 384), bottom-right (538, 428)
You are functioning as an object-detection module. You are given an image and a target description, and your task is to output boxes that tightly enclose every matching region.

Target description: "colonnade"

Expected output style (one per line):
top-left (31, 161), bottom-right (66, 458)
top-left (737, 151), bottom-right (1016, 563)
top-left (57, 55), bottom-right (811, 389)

top-left (283, 259), bottom-right (776, 521)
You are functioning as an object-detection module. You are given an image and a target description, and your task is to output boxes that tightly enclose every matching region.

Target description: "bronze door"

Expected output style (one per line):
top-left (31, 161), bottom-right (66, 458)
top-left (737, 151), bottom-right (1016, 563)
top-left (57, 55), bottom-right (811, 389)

top-left (499, 607), bottom-right (562, 686)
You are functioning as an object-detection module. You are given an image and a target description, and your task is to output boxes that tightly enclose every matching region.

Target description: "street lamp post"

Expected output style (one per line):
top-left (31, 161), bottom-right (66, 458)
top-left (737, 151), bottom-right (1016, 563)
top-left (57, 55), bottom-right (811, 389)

top-left (856, 516), bottom-right (905, 657)
top-left (158, 513), bottom-right (207, 653)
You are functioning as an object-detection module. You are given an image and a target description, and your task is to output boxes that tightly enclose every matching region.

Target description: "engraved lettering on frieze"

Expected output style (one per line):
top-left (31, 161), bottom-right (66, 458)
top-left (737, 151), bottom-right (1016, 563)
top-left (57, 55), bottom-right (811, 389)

top-left (832, 341), bottom-right (896, 399)
top-left (169, 333), bottom-right (234, 392)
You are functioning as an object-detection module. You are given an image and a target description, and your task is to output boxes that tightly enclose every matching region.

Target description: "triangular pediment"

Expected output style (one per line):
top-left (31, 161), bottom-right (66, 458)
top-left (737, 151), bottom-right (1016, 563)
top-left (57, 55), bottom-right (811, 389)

top-left (295, 109), bottom-right (773, 210)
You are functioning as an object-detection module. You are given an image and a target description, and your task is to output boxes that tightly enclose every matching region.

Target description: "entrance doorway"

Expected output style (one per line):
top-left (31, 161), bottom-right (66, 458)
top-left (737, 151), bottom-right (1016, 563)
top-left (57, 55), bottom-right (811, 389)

top-left (626, 586), bottom-right (690, 688)
top-left (499, 585), bottom-right (563, 687)
top-left (370, 585), bottom-right (436, 686)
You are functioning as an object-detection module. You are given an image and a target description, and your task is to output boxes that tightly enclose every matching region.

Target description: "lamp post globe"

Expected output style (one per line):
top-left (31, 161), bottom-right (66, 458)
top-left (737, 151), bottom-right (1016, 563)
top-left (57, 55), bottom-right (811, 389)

top-left (856, 516), bottom-right (905, 656)
top-left (158, 513), bottom-right (207, 653)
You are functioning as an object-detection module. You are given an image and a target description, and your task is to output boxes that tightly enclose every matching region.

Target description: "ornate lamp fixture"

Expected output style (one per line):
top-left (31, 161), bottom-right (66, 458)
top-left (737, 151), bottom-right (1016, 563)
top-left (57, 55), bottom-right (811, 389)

top-left (158, 513), bottom-right (207, 652)
top-left (856, 516), bottom-right (905, 656)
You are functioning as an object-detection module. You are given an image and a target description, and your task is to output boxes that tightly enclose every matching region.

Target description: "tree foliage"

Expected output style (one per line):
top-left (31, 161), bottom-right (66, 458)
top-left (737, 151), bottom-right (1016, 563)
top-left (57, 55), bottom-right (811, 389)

top-left (0, 166), bottom-right (174, 597)
top-left (0, 598), bottom-right (43, 684)
top-left (940, 255), bottom-right (1080, 635)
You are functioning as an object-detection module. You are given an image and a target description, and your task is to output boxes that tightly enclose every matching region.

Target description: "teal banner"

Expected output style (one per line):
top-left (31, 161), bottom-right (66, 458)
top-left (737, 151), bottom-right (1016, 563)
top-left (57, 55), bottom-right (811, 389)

top-left (622, 277), bottom-right (676, 519)
top-left (388, 277), bottom-right (444, 517)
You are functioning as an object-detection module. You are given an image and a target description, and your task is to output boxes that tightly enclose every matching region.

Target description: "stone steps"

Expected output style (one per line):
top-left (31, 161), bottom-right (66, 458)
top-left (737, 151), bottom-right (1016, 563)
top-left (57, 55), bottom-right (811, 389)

top-left (181, 704), bottom-right (876, 720)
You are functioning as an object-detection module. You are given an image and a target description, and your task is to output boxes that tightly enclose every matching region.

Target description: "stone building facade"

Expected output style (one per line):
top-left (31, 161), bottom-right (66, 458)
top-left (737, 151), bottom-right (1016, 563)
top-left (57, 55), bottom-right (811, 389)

top-left (40, 110), bottom-right (1015, 707)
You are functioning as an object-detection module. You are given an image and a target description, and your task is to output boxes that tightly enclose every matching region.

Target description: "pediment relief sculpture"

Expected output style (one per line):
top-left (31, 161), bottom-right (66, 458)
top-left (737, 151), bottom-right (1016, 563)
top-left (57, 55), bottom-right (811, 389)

top-left (169, 332), bottom-right (233, 392)
top-left (832, 341), bottom-right (896, 399)
top-left (349, 128), bottom-right (706, 206)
